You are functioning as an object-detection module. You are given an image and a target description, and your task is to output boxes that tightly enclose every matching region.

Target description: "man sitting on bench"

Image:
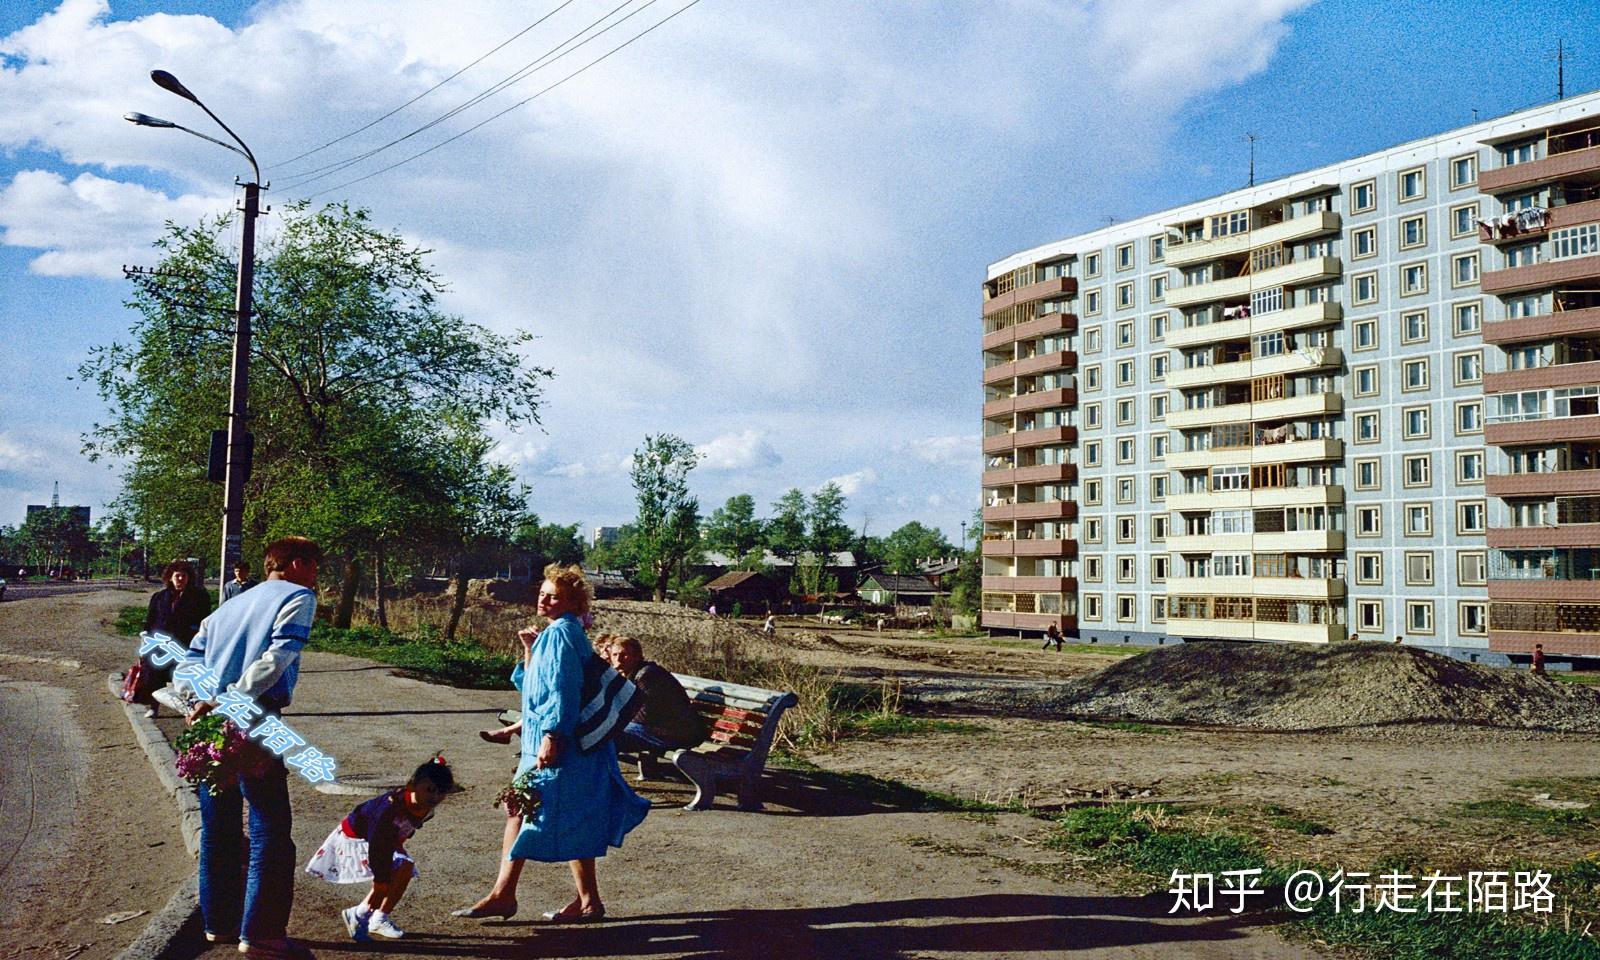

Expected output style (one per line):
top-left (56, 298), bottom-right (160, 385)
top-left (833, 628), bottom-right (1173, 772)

top-left (603, 635), bottom-right (706, 755)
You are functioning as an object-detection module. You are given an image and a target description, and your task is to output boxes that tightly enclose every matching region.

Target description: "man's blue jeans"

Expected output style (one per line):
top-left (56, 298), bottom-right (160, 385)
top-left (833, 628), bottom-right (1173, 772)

top-left (617, 721), bottom-right (694, 753)
top-left (197, 762), bottom-right (295, 941)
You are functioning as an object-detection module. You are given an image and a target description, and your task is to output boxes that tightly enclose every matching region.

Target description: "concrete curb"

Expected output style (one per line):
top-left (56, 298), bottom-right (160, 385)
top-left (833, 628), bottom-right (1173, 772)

top-left (107, 673), bottom-right (202, 960)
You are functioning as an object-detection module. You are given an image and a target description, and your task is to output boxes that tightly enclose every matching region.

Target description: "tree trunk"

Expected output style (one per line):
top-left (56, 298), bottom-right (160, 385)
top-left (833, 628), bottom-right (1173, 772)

top-left (334, 553), bottom-right (361, 628)
top-left (445, 553), bottom-right (469, 641)
top-left (374, 546), bottom-right (388, 629)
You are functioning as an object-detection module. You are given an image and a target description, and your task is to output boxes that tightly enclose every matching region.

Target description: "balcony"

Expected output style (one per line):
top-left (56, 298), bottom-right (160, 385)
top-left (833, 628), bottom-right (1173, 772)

top-left (1167, 302), bottom-right (1342, 350)
top-left (1482, 255), bottom-right (1600, 296)
top-left (983, 500), bottom-right (1078, 522)
top-left (1164, 575), bottom-right (1344, 600)
top-left (980, 611), bottom-right (1078, 633)
top-left (1167, 256), bottom-right (1341, 308)
top-left (1488, 469), bottom-right (1600, 497)
top-left (1167, 447), bottom-right (1251, 471)
top-left (981, 538), bottom-right (1078, 559)
top-left (1484, 305), bottom-right (1600, 345)
top-left (983, 276), bottom-right (1078, 318)
top-left (982, 575), bottom-right (1078, 593)
top-left (1166, 616), bottom-right (1258, 640)
top-left (1484, 360), bottom-right (1600, 395)
top-left (984, 387), bottom-right (1077, 420)
top-left (1165, 212), bottom-right (1342, 268)
top-left (1488, 629), bottom-right (1600, 657)
top-left (1486, 416), bottom-right (1600, 446)
top-left (1166, 391), bottom-right (1343, 430)
top-left (983, 462), bottom-right (1077, 487)
top-left (1253, 345), bottom-right (1342, 379)
top-left (1167, 532), bottom-right (1254, 554)
top-left (1252, 621), bottom-right (1344, 644)
top-left (1479, 143), bottom-right (1600, 194)
top-left (1167, 489), bottom-right (1251, 511)
top-left (1489, 579), bottom-right (1600, 602)
top-left (1488, 525), bottom-right (1600, 549)
top-left (1253, 437), bottom-right (1343, 465)
top-left (1016, 350), bottom-right (1077, 377)
top-left (1169, 359), bottom-right (1251, 389)
top-left (983, 311), bottom-right (1079, 351)
top-left (1012, 424), bottom-right (1078, 450)
top-left (1478, 198), bottom-right (1600, 244)
top-left (1249, 484), bottom-right (1345, 508)
top-left (1252, 530), bottom-right (1344, 553)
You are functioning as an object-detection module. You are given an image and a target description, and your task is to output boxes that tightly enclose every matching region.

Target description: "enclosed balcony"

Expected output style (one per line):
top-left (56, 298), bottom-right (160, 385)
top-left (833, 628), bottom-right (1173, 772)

top-left (982, 275), bottom-right (1078, 317)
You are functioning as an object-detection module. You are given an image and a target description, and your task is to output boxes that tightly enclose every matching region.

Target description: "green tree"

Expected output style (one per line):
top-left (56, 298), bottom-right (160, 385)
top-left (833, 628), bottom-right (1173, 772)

top-left (950, 508), bottom-right (983, 616)
top-left (512, 516), bottom-right (586, 574)
top-left (703, 494), bottom-right (763, 558)
top-left (585, 524), bottom-right (638, 576)
top-left (83, 202), bottom-right (550, 621)
top-left (629, 435), bottom-right (702, 602)
top-left (881, 521), bottom-right (954, 575)
top-left (765, 488), bottom-right (808, 563)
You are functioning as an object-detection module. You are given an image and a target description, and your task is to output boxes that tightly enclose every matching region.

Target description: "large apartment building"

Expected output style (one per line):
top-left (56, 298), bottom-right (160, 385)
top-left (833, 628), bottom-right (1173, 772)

top-left (981, 91), bottom-right (1600, 664)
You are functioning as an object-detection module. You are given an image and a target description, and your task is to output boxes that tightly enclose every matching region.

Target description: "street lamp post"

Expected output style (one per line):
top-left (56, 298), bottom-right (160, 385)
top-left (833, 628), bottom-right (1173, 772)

top-left (126, 70), bottom-right (263, 583)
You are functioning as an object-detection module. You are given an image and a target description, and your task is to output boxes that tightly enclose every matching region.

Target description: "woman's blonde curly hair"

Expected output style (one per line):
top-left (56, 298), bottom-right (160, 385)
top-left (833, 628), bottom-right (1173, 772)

top-left (543, 562), bottom-right (593, 616)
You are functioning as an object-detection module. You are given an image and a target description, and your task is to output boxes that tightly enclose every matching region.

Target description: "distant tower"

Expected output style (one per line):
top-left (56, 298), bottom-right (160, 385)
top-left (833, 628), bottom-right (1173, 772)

top-left (51, 481), bottom-right (60, 508)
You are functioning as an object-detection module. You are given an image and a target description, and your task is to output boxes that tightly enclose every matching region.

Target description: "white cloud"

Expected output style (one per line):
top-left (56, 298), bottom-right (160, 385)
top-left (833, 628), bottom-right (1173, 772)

top-left (694, 429), bottom-right (781, 472)
top-left (825, 468), bottom-right (877, 497)
top-left (903, 434), bottom-right (978, 468)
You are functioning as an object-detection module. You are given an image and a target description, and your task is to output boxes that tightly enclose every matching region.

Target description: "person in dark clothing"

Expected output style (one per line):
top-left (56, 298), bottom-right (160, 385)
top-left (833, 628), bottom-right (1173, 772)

top-left (143, 559), bottom-right (211, 717)
top-left (604, 636), bottom-right (706, 752)
top-left (223, 561), bottom-right (259, 602)
top-left (1041, 623), bottom-right (1063, 652)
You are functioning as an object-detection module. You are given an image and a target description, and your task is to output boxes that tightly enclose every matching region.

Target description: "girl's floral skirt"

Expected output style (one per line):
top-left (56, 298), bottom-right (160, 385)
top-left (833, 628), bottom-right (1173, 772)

top-left (304, 825), bottom-right (417, 884)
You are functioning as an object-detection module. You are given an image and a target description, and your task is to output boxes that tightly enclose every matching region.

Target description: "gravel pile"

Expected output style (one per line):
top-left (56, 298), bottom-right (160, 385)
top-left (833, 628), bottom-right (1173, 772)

top-left (1039, 641), bottom-right (1600, 732)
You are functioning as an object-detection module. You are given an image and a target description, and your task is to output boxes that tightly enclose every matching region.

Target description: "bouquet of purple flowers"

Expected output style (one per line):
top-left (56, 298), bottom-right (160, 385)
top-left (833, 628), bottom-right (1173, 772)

top-left (174, 715), bottom-right (271, 795)
top-left (492, 768), bottom-right (543, 819)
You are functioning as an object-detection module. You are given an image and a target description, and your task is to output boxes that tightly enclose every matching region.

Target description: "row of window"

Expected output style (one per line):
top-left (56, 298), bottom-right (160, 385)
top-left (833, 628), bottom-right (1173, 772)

top-left (1354, 599), bottom-right (1486, 636)
top-left (1349, 202), bottom-right (1485, 258)
top-left (1349, 400), bottom-right (1483, 442)
top-left (1347, 154), bottom-right (1480, 215)
top-left (1353, 450), bottom-right (1485, 488)
top-left (1348, 253), bottom-right (1480, 303)
top-left (1347, 500), bottom-right (1487, 537)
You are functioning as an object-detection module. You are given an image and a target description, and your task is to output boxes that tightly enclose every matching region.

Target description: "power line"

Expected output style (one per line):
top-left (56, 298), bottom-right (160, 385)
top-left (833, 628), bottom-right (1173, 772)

top-left (269, 0), bottom-right (583, 171)
top-left (289, 0), bottom-right (703, 202)
top-left (276, 0), bottom-right (657, 191)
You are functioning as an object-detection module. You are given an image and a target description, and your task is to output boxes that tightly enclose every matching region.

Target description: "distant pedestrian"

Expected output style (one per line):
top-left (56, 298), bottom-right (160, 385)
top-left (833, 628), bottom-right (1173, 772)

top-left (1394, 635), bottom-right (1404, 644)
top-left (142, 559), bottom-right (212, 718)
top-left (708, 603), bottom-right (717, 619)
top-left (762, 614), bottom-right (776, 637)
top-left (1041, 623), bottom-right (1063, 652)
top-left (174, 536), bottom-right (322, 958)
top-left (223, 561), bottom-right (259, 602)
top-left (1533, 643), bottom-right (1547, 677)
top-left (307, 756), bottom-right (454, 941)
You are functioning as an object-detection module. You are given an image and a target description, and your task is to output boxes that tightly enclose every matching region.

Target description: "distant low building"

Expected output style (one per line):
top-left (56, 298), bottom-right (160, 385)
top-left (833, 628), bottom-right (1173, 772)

top-left (584, 568), bottom-right (641, 599)
top-left (919, 557), bottom-right (962, 589)
top-left (857, 572), bottom-right (940, 607)
top-left (592, 526), bottom-right (623, 547)
top-left (696, 550), bottom-right (859, 590)
top-left (706, 570), bottom-right (785, 610)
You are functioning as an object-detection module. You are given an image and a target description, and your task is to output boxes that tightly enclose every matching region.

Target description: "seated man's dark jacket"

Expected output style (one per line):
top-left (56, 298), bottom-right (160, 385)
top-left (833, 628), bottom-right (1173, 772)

top-left (631, 660), bottom-right (707, 747)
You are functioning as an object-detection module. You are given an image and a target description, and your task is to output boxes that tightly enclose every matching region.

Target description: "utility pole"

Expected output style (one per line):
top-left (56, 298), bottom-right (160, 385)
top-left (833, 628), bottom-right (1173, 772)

top-left (1244, 132), bottom-right (1260, 187)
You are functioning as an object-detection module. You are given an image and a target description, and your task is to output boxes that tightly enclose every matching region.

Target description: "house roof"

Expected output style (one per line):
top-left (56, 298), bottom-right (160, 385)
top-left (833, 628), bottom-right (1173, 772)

top-left (860, 572), bottom-right (938, 594)
top-left (582, 568), bottom-right (635, 590)
top-left (699, 550), bottom-right (857, 569)
top-left (920, 558), bottom-right (961, 576)
top-left (706, 570), bottom-right (773, 591)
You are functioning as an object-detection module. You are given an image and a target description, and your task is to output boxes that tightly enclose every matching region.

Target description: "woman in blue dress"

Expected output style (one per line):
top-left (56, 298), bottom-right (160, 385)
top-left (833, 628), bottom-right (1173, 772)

top-left (453, 563), bottom-right (649, 923)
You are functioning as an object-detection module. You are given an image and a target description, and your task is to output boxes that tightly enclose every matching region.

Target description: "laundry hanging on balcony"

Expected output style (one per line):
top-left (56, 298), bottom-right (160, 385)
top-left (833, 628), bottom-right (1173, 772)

top-left (1476, 206), bottom-right (1549, 239)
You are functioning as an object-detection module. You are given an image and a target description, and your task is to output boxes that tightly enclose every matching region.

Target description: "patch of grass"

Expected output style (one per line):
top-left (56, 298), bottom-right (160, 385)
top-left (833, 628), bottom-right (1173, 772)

top-left (842, 714), bottom-right (987, 739)
top-left (1083, 720), bottom-right (1178, 736)
top-left (113, 604), bottom-right (145, 637)
top-left (1263, 804), bottom-right (1334, 836)
top-left (307, 622), bottom-right (517, 689)
top-left (1456, 799), bottom-right (1594, 832)
top-left (1555, 672), bottom-right (1600, 686)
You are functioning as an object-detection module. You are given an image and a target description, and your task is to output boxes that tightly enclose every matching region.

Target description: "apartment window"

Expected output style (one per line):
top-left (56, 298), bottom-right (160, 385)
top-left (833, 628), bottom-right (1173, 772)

top-left (1551, 224), bottom-right (1600, 261)
top-left (1085, 517), bottom-right (1103, 543)
top-left (1404, 502), bottom-right (1432, 536)
top-left (1151, 554), bottom-right (1169, 582)
top-left (1354, 457), bottom-right (1381, 490)
top-left (1352, 271), bottom-right (1379, 304)
top-left (1117, 555), bottom-right (1136, 581)
top-left (1085, 440), bottom-right (1101, 467)
top-left (1111, 320), bottom-right (1133, 349)
top-left (1456, 449), bottom-right (1484, 484)
top-left (1505, 242), bottom-right (1541, 269)
top-left (1084, 555), bottom-right (1103, 581)
top-left (1252, 286), bottom-right (1284, 315)
top-left (1116, 359), bottom-right (1135, 387)
top-left (1405, 551), bottom-right (1434, 586)
top-left (1458, 551), bottom-right (1487, 586)
top-left (1403, 453), bottom-right (1432, 487)
top-left (1151, 474), bottom-right (1168, 502)
top-left (1457, 500), bottom-right (1486, 534)
top-left (1402, 405), bottom-right (1431, 439)
top-left (1353, 317), bottom-right (1378, 351)
top-left (1455, 399), bottom-right (1483, 435)
top-left (1151, 514), bottom-right (1169, 541)
top-left (1355, 552), bottom-right (1382, 585)
top-left (1149, 235), bottom-right (1165, 262)
top-left (1116, 438), bottom-right (1135, 464)
top-left (1084, 594), bottom-right (1102, 620)
top-left (1356, 505), bottom-right (1382, 537)
top-left (1398, 165), bottom-right (1426, 202)
top-left (1116, 516), bottom-right (1136, 542)
top-left (1400, 214), bottom-right (1426, 249)
top-left (1351, 179), bottom-right (1376, 214)
top-left (1085, 252), bottom-right (1102, 278)
top-left (1358, 599), bottom-right (1383, 632)
top-left (1400, 261), bottom-right (1428, 296)
top-left (1507, 293), bottom-right (1545, 318)
top-left (1209, 210), bottom-right (1250, 237)
top-left (1085, 364), bottom-right (1102, 391)
top-left (1351, 225), bottom-right (1377, 259)
top-left (1459, 601), bottom-right (1487, 635)
top-left (1116, 243), bottom-right (1134, 271)
top-left (1116, 398), bottom-right (1135, 426)
top-left (1453, 300), bottom-right (1481, 336)
top-left (1116, 281), bottom-right (1135, 310)
top-left (1152, 596), bottom-right (1168, 622)
top-left (1151, 393), bottom-right (1168, 421)
top-left (1116, 476), bottom-right (1134, 503)
top-left (1150, 313), bottom-right (1169, 341)
top-left (1406, 600), bottom-right (1434, 635)
top-left (1354, 365), bottom-right (1379, 397)
top-left (1452, 252), bottom-right (1480, 287)
top-left (1117, 595), bottom-right (1136, 622)
top-left (1085, 478), bottom-right (1103, 505)
top-left (1401, 309), bottom-right (1430, 344)
top-left (1150, 353), bottom-right (1168, 381)
top-left (1502, 139), bottom-right (1538, 165)
top-left (1355, 411), bottom-right (1380, 443)
top-left (1083, 326), bottom-right (1103, 354)
top-left (1402, 358), bottom-right (1430, 392)
top-left (1450, 153), bottom-right (1478, 189)
top-left (1151, 433), bottom-right (1168, 460)
top-left (1149, 274), bottom-right (1167, 302)
top-left (1085, 402), bottom-right (1102, 429)
top-left (1451, 202), bottom-right (1480, 239)
top-left (1085, 289), bottom-right (1102, 315)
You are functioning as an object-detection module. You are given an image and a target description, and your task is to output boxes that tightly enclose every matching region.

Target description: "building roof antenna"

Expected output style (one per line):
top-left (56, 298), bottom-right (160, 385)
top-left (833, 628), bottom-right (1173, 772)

top-left (1244, 132), bottom-right (1261, 187)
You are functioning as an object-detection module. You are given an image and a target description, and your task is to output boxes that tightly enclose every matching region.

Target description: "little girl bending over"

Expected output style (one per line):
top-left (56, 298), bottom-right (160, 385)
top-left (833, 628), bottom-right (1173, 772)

top-left (305, 756), bottom-right (454, 940)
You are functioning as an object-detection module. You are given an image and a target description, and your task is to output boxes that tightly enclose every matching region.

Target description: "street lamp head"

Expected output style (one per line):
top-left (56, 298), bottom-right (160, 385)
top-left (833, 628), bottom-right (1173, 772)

top-left (150, 69), bottom-right (199, 103)
top-left (124, 112), bottom-right (177, 128)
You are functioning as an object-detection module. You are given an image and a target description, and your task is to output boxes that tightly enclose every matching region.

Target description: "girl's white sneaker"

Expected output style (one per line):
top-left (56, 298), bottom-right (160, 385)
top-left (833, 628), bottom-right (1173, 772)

top-left (368, 915), bottom-right (405, 939)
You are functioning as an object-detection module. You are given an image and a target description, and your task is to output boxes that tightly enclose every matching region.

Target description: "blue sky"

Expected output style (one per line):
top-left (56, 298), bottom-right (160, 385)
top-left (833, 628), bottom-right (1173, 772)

top-left (2, 0), bottom-right (1597, 542)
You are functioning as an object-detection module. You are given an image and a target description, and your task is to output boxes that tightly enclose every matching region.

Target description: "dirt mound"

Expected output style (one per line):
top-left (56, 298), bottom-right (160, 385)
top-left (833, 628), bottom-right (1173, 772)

top-left (1045, 642), bottom-right (1600, 732)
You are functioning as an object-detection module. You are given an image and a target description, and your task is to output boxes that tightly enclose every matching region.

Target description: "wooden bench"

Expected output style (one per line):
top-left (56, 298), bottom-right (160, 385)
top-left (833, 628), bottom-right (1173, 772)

top-left (497, 673), bottom-right (798, 811)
